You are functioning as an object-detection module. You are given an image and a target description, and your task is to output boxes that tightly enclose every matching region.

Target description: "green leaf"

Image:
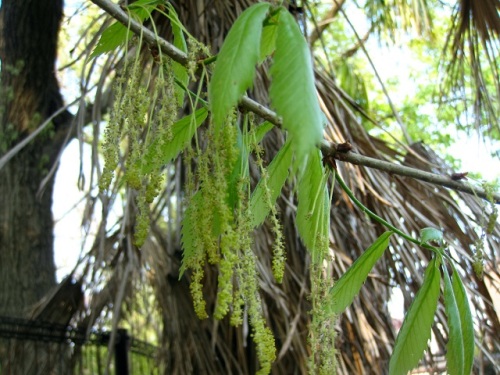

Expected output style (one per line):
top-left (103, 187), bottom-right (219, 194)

top-left (140, 108), bottom-right (208, 174)
top-left (91, 22), bottom-right (132, 59)
top-left (249, 140), bottom-right (293, 228)
top-left (296, 150), bottom-right (330, 263)
top-left (327, 231), bottom-right (393, 314)
top-left (209, 3), bottom-right (271, 127)
top-left (259, 21), bottom-right (278, 62)
top-left (91, 2), bottom-right (155, 58)
top-left (420, 227), bottom-right (443, 245)
top-left (443, 264), bottom-right (464, 375)
top-left (389, 257), bottom-right (441, 375)
top-left (249, 121), bottom-right (274, 144)
top-left (269, 9), bottom-right (324, 158)
top-left (169, 6), bottom-right (189, 107)
top-left (451, 264), bottom-right (475, 375)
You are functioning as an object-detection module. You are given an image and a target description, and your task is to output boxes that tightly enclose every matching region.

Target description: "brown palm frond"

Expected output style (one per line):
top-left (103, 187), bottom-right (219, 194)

top-left (442, 0), bottom-right (500, 136)
top-left (364, 0), bottom-right (433, 41)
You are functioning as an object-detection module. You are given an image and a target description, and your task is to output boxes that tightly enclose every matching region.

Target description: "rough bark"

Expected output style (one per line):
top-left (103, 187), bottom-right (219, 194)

top-left (0, 0), bottom-right (70, 317)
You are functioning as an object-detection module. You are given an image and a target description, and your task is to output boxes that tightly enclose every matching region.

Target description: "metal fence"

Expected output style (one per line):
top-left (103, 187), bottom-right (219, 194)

top-left (0, 316), bottom-right (159, 375)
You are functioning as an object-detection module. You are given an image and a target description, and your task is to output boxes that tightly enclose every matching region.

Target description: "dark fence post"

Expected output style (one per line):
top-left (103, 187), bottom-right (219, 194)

top-left (114, 328), bottom-right (129, 375)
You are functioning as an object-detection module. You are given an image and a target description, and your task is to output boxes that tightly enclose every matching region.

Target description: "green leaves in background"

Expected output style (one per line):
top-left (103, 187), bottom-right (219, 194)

top-left (337, 60), bottom-right (369, 110)
top-left (296, 150), bottom-right (330, 263)
top-left (249, 140), bottom-right (293, 228)
top-left (209, 3), bottom-right (271, 128)
top-left (140, 108), bottom-right (208, 174)
top-left (389, 257), bottom-right (441, 375)
top-left (443, 263), bottom-right (475, 375)
top-left (327, 231), bottom-right (393, 314)
top-left (269, 9), bottom-right (324, 158)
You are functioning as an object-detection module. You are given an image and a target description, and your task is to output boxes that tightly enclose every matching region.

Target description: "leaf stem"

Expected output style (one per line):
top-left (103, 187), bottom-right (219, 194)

top-left (335, 172), bottom-right (442, 255)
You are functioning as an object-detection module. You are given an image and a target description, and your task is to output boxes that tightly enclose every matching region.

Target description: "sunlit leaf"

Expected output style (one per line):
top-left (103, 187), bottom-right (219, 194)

top-left (296, 150), bottom-right (330, 263)
top-left (209, 3), bottom-right (271, 128)
top-left (249, 140), bottom-right (293, 228)
top-left (389, 257), bottom-right (441, 375)
top-left (327, 231), bottom-right (393, 314)
top-left (269, 8), bottom-right (324, 158)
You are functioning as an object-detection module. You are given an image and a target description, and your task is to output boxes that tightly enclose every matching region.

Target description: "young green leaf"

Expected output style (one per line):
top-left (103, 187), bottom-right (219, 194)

top-left (209, 3), bottom-right (271, 127)
top-left (91, 22), bottom-right (132, 59)
top-left (140, 108), bottom-right (208, 174)
top-left (296, 150), bottom-right (330, 263)
top-left (451, 264), bottom-right (475, 375)
top-left (249, 121), bottom-right (274, 144)
top-left (259, 22), bottom-right (278, 62)
top-left (443, 264), bottom-right (464, 375)
top-left (420, 227), bottom-right (443, 245)
top-left (91, 2), bottom-right (156, 58)
top-left (249, 140), bottom-right (293, 228)
top-left (327, 231), bottom-right (393, 314)
top-left (389, 257), bottom-right (441, 375)
top-left (269, 9), bottom-right (324, 158)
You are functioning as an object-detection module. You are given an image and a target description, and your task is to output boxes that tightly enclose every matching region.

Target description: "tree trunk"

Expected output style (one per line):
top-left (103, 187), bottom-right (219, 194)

top-left (0, 0), bottom-right (69, 317)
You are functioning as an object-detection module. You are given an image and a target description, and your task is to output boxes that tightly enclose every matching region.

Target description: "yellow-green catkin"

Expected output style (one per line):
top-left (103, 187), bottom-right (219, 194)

top-left (483, 182), bottom-right (499, 235)
top-left (186, 38), bottom-right (210, 80)
top-left (184, 110), bottom-right (245, 320)
top-left (183, 108), bottom-right (278, 373)
top-left (308, 263), bottom-right (337, 375)
top-left (473, 237), bottom-right (485, 279)
top-left (100, 62), bottom-right (129, 192)
top-left (251, 133), bottom-right (286, 283)
top-left (111, 53), bottom-right (179, 247)
top-left (239, 238), bottom-right (276, 375)
top-left (191, 264), bottom-right (208, 319)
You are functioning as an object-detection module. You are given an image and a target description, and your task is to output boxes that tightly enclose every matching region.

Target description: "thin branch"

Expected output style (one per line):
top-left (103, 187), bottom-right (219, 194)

top-left (308, 0), bottom-right (346, 45)
top-left (321, 141), bottom-right (500, 203)
top-left (0, 98), bottom-right (78, 171)
top-left (89, 0), bottom-right (500, 204)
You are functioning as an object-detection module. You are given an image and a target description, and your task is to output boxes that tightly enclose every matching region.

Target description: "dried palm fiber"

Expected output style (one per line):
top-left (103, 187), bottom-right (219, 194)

top-left (66, 1), bottom-right (500, 374)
